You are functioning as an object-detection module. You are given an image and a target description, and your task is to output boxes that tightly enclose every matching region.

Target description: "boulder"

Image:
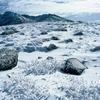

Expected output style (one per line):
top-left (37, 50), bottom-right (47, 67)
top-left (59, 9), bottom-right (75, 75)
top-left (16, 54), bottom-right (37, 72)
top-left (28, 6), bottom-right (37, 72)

top-left (24, 46), bottom-right (35, 53)
top-left (90, 46), bottom-right (100, 52)
top-left (74, 32), bottom-right (84, 36)
top-left (0, 48), bottom-right (18, 70)
top-left (51, 36), bottom-right (59, 40)
top-left (61, 58), bottom-right (88, 75)
top-left (41, 32), bottom-right (48, 35)
top-left (47, 44), bottom-right (58, 51)
top-left (64, 39), bottom-right (73, 43)
top-left (1, 29), bottom-right (15, 35)
top-left (1, 27), bottom-right (18, 35)
top-left (46, 56), bottom-right (54, 60)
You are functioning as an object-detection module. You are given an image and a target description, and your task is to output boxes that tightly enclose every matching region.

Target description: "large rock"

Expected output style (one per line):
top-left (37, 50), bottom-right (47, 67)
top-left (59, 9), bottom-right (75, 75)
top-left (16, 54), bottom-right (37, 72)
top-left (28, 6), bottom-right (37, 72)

top-left (1, 27), bottom-right (18, 35)
top-left (61, 58), bottom-right (88, 75)
top-left (24, 46), bottom-right (35, 53)
top-left (74, 32), bottom-right (84, 36)
top-left (0, 48), bottom-right (18, 70)
top-left (1, 29), bottom-right (15, 35)
top-left (47, 44), bottom-right (58, 51)
top-left (90, 46), bottom-right (100, 52)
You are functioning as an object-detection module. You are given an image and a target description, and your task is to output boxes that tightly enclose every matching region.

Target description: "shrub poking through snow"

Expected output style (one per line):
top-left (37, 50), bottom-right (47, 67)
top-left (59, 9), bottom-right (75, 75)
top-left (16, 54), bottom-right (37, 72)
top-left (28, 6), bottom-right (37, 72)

top-left (1, 77), bottom-right (49, 100)
top-left (57, 77), bottom-right (100, 100)
top-left (61, 58), bottom-right (88, 75)
top-left (23, 59), bottom-right (62, 75)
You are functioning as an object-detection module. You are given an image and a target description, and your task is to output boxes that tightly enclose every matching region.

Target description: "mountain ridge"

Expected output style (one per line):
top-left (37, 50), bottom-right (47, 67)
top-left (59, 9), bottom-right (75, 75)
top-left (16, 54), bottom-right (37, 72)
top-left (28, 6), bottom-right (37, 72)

top-left (0, 11), bottom-right (73, 26)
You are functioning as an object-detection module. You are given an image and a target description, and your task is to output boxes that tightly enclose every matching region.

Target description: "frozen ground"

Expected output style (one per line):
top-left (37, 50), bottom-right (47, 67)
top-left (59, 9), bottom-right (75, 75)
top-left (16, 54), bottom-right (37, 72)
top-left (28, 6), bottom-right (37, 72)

top-left (0, 21), bottom-right (100, 100)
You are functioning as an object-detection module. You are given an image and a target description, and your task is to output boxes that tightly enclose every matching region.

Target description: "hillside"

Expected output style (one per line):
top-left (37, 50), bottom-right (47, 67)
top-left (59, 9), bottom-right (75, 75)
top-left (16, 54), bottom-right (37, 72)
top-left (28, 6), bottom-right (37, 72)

top-left (0, 11), bottom-right (72, 26)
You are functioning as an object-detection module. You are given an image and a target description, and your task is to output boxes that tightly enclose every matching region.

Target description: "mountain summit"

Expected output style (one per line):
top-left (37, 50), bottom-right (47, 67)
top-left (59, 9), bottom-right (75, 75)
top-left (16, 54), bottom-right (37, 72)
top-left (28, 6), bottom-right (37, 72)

top-left (0, 11), bottom-right (73, 26)
top-left (0, 11), bottom-right (29, 26)
top-left (22, 14), bottom-right (71, 22)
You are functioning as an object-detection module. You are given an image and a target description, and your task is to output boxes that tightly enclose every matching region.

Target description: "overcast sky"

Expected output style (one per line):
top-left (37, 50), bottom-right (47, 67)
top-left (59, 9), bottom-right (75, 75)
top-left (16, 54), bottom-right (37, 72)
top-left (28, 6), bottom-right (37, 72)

top-left (0, 0), bottom-right (100, 16)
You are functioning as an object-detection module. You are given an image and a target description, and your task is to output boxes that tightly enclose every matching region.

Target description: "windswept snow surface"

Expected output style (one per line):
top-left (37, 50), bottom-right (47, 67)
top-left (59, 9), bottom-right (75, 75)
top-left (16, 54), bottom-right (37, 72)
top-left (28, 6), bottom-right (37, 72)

top-left (0, 21), bottom-right (100, 99)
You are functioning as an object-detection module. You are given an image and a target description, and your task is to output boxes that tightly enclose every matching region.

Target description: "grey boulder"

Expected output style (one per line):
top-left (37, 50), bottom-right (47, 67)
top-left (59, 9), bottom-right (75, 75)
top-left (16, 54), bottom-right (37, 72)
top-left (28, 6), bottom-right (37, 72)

top-left (47, 44), bottom-right (58, 51)
top-left (0, 48), bottom-right (18, 71)
top-left (61, 58), bottom-right (88, 75)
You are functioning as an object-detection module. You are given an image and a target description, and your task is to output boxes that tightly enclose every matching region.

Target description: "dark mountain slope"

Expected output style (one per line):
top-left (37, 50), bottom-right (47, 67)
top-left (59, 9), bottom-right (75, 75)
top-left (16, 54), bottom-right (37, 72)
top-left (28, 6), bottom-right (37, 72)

top-left (22, 14), bottom-right (73, 22)
top-left (0, 11), bottom-right (73, 26)
top-left (0, 11), bottom-right (30, 26)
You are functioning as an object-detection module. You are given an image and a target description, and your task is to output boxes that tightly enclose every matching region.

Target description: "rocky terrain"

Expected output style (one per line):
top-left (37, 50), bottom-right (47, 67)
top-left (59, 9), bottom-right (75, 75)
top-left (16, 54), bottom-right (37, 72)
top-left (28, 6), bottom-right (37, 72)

top-left (0, 12), bottom-right (100, 100)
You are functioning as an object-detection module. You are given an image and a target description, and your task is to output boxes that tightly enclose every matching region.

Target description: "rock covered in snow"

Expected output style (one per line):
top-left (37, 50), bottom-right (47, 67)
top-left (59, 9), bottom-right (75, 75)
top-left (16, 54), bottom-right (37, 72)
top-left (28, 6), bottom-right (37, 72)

top-left (0, 48), bottom-right (18, 70)
top-left (47, 44), bottom-right (58, 51)
top-left (24, 46), bottom-right (35, 53)
top-left (61, 58), bottom-right (88, 75)
top-left (51, 36), bottom-right (59, 40)
top-left (41, 31), bottom-right (48, 35)
top-left (64, 39), bottom-right (73, 43)
top-left (90, 46), bottom-right (100, 52)
top-left (74, 32), bottom-right (84, 36)
top-left (1, 27), bottom-right (18, 35)
top-left (46, 56), bottom-right (54, 60)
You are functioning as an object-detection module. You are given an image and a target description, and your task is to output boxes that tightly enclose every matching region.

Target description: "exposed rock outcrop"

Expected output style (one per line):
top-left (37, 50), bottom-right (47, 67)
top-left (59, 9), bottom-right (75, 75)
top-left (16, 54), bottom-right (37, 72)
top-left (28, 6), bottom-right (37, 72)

top-left (61, 58), bottom-right (88, 75)
top-left (0, 48), bottom-right (18, 70)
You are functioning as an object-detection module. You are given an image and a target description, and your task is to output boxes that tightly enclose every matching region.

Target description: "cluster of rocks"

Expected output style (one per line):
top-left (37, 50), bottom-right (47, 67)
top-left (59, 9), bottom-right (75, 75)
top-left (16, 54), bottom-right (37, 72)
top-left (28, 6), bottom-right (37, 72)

top-left (0, 27), bottom-right (18, 35)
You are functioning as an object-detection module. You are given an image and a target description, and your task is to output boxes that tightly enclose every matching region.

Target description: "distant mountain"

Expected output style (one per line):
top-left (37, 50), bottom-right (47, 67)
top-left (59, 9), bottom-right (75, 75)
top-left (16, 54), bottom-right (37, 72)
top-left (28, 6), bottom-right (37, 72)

top-left (22, 14), bottom-right (73, 22)
top-left (0, 11), bottom-right (73, 26)
top-left (0, 11), bottom-right (30, 26)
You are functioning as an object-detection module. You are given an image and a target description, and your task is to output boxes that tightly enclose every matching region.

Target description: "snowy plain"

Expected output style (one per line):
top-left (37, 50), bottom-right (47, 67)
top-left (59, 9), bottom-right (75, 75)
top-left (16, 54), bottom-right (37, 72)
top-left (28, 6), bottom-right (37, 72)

top-left (0, 21), bottom-right (100, 100)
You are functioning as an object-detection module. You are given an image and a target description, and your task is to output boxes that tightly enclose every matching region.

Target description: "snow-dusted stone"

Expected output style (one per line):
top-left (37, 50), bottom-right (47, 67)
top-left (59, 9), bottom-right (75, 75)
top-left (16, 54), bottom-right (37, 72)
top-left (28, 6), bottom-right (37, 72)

top-left (0, 48), bottom-right (18, 70)
top-left (46, 56), bottom-right (54, 60)
top-left (64, 39), bottom-right (73, 43)
top-left (1, 27), bottom-right (18, 35)
top-left (42, 38), bottom-right (50, 42)
top-left (47, 44), bottom-right (58, 51)
top-left (24, 46), bottom-right (35, 53)
top-left (54, 28), bottom-right (67, 31)
top-left (41, 31), bottom-right (48, 35)
top-left (90, 46), bottom-right (100, 52)
top-left (74, 32), bottom-right (84, 36)
top-left (61, 58), bottom-right (88, 75)
top-left (51, 36), bottom-right (59, 40)
top-left (1, 29), bottom-right (15, 35)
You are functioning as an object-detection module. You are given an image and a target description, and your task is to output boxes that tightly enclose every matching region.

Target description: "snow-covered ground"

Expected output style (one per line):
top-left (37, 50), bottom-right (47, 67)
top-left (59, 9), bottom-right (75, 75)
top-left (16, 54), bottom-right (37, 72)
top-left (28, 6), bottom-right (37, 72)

top-left (0, 21), bottom-right (100, 100)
